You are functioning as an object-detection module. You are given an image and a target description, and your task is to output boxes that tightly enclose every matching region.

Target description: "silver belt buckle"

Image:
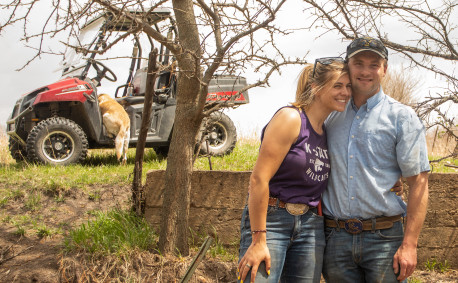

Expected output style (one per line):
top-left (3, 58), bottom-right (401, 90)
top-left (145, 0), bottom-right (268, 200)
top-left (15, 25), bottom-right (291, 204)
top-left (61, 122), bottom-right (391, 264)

top-left (285, 203), bottom-right (309, 216)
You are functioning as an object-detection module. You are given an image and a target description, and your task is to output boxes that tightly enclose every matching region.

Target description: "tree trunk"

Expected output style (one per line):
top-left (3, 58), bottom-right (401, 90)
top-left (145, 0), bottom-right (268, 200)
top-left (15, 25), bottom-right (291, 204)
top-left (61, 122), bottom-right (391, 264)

top-left (132, 50), bottom-right (158, 215)
top-left (158, 0), bottom-right (204, 256)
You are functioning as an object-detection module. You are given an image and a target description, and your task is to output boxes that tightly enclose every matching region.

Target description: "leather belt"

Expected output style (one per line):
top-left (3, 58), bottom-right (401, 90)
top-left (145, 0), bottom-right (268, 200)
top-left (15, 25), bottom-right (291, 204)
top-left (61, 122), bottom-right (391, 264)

top-left (325, 215), bottom-right (403, 234)
top-left (268, 197), bottom-right (316, 216)
top-left (268, 197), bottom-right (288, 208)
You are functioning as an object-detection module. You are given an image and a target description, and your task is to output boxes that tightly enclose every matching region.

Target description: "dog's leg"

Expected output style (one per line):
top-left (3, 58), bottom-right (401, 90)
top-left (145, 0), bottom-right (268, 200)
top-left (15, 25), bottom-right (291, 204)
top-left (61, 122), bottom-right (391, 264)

top-left (115, 131), bottom-right (124, 163)
top-left (122, 128), bottom-right (130, 165)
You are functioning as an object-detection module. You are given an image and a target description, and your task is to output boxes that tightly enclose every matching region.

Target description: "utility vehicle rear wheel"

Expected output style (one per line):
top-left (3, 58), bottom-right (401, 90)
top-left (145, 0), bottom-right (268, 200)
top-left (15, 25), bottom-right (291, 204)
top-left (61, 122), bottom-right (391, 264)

top-left (26, 117), bottom-right (88, 165)
top-left (9, 138), bottom-right (28, 162)
top-left (153, 146), bottom-right (170, 157)
top-left (199, 112), bottom-right (237, 156)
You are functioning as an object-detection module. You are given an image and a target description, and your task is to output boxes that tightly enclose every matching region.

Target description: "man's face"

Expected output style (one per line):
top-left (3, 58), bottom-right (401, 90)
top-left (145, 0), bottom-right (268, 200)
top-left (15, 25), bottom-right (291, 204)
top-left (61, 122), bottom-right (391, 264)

top-left (347, 51), bottom-right (387, 97)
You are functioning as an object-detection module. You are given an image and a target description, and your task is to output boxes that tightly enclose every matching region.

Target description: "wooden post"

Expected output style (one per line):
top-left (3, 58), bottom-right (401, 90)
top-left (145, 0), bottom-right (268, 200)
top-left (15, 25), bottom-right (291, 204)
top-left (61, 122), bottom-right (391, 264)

top-left (180, 236), bottom-right (213, 283)
top-left (132, 49), bottom-right (158, 215)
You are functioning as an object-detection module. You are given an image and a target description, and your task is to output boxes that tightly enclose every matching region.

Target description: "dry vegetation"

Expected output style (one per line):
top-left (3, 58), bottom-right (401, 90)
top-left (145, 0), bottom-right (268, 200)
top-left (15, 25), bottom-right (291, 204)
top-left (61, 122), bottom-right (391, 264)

top-left (0, 128), bottom-right (13, 165)
top-left (427, 127), bottom-right (458, 157)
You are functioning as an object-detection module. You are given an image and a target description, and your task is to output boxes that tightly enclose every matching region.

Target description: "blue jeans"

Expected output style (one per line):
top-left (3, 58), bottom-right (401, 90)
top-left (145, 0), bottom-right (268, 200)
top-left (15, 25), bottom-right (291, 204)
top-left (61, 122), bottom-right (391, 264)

top-left (238, 205), bottom-right (325, 283)
top-left (323, 220), bottom-right (406, 283)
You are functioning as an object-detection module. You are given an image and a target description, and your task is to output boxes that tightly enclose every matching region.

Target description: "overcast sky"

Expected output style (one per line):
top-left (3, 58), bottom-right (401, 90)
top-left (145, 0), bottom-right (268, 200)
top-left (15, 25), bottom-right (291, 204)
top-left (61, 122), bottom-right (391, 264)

top-left (0, 0), bottom-right (452, 138)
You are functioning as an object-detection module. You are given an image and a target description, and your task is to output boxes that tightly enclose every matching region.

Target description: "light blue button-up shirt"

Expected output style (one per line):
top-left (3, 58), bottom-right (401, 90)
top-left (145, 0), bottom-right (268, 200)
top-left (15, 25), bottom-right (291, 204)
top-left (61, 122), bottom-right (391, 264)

top-left (323, 88), bottom-right (430, 219)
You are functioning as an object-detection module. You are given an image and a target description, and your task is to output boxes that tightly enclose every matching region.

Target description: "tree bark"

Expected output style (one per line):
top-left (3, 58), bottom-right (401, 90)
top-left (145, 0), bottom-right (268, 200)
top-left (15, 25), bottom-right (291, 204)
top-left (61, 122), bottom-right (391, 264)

top-left (132, 50), bottom-right (158, 215)
top-left (158, 0), bottom-right (204, 256)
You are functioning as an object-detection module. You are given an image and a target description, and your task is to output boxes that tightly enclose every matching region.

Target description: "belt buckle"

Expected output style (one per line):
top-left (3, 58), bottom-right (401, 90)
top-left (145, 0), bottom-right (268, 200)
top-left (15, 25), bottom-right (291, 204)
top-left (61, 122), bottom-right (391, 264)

top-left (285, 203), bottom-right (308, 216)
top-left (344, 219), bottom-right (363, 234)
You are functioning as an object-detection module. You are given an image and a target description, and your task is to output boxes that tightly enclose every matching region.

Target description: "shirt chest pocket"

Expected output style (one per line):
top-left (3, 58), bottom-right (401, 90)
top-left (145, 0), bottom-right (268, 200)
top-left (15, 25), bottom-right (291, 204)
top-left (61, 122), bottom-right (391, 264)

top-left (360, 129), bottom-right (396, 169)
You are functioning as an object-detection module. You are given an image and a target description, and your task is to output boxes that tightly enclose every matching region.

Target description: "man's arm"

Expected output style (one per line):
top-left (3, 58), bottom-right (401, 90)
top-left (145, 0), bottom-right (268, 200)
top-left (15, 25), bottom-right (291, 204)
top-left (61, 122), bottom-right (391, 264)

top-left (393, 171), bottom-right (429, 281)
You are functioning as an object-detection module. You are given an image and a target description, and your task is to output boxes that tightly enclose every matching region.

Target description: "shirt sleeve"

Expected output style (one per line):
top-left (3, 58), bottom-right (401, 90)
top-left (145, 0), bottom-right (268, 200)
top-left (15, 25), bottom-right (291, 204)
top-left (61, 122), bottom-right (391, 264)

top-left (395, 108), bottom-right (431, 177)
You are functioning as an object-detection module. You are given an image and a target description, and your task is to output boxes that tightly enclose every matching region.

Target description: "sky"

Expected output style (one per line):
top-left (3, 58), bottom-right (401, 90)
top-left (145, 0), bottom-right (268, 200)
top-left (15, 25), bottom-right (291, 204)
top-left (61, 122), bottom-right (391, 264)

top-left (0, 0), bottom-right (454, 139)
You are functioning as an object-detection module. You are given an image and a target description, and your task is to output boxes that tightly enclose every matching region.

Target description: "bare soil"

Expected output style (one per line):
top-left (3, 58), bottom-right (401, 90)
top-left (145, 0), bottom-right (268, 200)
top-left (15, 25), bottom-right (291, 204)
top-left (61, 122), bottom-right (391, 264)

top-left (0, 184), bottom-right (456, 282)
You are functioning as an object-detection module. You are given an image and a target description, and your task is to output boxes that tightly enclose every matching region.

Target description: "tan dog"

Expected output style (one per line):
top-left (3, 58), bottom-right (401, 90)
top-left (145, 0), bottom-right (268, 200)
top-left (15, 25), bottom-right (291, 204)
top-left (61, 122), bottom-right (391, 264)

top-left (98, 94), bottom-right (130, 165)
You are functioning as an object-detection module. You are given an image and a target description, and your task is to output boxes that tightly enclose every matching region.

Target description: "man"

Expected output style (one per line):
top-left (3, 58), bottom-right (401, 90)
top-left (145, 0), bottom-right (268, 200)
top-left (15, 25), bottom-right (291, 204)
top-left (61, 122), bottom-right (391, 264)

top-left (322, 36), bottom-right (430, 282)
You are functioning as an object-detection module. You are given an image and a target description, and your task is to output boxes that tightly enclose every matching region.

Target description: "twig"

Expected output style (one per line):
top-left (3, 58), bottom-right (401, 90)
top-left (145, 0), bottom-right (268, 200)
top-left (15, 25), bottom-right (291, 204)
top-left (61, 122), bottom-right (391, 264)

top-left (0, 245), bottom-right (34, 265)
top-left (444, 164), bottom-right (458, 169)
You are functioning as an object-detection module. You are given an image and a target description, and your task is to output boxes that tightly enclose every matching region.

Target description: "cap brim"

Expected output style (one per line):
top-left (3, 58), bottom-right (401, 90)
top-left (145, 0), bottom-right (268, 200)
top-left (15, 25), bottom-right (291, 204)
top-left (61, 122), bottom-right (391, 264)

top-left (347, 48), bottom-right (387, 59)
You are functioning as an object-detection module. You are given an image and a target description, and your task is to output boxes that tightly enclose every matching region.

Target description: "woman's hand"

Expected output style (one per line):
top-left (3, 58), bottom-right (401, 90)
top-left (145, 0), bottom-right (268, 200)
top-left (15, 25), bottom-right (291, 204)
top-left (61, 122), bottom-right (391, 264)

top-left (238, 233), bottom-right (271, 283)
top-left (391, 178), bottom-right (404, 200)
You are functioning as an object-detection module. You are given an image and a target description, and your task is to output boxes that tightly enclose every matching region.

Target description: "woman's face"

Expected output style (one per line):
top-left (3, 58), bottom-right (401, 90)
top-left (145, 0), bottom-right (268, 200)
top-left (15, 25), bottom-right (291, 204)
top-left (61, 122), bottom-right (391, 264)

top-left (317, 73), bottom-right (352, 113)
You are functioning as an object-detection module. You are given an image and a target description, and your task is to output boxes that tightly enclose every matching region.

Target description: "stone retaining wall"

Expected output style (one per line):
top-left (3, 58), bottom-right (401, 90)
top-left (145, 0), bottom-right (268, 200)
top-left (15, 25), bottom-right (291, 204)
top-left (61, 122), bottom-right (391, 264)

top-left (145, 171), bottom-right (457, 268)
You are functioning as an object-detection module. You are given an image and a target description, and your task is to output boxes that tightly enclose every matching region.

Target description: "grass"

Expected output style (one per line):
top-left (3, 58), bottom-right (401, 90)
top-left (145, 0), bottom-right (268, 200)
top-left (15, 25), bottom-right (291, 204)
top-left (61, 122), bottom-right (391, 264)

top-left (429, 156), bottom-right (458, 173)
top-left (0, 136), bottom-right (259, 191)
top-left (425, 258), bottom-right (451, 273)
top-left (24, 191), bottom-right (42, 211)
top-left (64, 208), bottom-right (157, 256)
top-left (189, 226), bottom-right (239, 262)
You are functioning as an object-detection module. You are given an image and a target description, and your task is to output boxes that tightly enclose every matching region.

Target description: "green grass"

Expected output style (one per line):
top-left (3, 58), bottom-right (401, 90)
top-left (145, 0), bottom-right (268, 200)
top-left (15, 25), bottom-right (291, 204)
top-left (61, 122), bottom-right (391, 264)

top-left (194, 138), bottom-right (259, 171)
top-left (14, 225), bottom-right (26, 236)
top-left (64, 208), bottom-right (157, 256)
top-left (25, 191), bottom-right (42, 211)
top-left (189, 226), bottom-right (239, 261)
top-left (1, 138), bottom-right (455, 192)
top-left (0, 140), bottom-right (259, 191)
top-left (36, 224), bottom-right (53, 238)
top-left (424, 258), bottom-right (451, 273)
top-left (429, 156), bottom-right (458, 173)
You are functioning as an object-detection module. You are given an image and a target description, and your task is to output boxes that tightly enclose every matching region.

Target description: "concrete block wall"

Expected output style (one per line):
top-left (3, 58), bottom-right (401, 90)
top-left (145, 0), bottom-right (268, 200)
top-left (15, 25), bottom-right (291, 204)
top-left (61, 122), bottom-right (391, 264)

top-left (144, 171), bottom-right (457, 268)
top-left (417, 173), bottom-right (457, 268)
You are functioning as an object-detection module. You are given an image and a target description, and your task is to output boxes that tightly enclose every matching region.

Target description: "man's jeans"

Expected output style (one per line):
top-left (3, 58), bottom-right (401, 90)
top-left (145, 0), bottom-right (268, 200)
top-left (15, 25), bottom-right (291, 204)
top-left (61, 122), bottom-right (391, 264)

top-left (238, 205), bottom-right (325, 283)
top-left (323, 220), bottom-right (406, 283)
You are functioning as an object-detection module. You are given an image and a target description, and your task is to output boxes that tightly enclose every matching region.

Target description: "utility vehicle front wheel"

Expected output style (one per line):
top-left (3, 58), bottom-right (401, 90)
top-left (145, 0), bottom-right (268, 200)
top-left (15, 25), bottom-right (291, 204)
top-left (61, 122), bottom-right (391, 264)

top-left (26, 117), bottom-right (88, 165)
top-left (199, 112), bottom-right (237, 156)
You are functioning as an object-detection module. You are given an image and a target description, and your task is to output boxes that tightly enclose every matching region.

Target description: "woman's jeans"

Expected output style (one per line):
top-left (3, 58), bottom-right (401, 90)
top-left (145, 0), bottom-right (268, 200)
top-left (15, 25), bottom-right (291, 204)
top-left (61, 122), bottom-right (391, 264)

top-left (323, 220), bottom-right (406, 283)
top-left (238, 205), bottom-right (325, 283)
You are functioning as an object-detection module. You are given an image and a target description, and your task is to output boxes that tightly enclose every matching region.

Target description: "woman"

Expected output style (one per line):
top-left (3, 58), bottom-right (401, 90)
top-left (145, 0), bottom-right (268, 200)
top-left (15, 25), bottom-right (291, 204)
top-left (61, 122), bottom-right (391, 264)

top-left (237, 57), bottom-right (350, 283)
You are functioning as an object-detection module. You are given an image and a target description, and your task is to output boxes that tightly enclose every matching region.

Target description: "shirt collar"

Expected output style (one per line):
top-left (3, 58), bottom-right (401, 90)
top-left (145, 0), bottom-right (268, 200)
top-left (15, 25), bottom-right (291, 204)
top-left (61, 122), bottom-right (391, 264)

top-left (350, 87), bottom-right (385, 112)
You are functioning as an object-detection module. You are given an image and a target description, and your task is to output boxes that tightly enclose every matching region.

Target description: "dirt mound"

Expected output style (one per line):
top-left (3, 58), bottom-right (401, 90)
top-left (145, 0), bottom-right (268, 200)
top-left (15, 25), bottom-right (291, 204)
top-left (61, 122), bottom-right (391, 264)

top-left (0, 184), bottom-right (238, 282)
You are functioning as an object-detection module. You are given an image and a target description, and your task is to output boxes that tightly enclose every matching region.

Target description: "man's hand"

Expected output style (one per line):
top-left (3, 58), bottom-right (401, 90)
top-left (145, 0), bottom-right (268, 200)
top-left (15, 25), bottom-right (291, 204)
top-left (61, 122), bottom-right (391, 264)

top-left (393, 243), bottom-right (417, 281)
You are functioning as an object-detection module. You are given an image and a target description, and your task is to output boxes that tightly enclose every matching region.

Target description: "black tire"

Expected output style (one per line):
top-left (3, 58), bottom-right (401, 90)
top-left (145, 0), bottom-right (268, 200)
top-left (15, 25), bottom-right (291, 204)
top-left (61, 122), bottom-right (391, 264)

top-left (26, 117), bottom-right (88, 165)
top-left (199, 112), bottom-right (237, 156)
top-left (8, 137), bottom-right (28, 162)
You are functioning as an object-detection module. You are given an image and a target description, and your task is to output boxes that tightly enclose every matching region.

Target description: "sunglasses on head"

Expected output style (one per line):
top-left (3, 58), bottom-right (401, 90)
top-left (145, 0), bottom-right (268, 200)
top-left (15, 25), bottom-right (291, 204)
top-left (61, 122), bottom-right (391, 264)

top-left (312, 57), bottom-right (345, 77)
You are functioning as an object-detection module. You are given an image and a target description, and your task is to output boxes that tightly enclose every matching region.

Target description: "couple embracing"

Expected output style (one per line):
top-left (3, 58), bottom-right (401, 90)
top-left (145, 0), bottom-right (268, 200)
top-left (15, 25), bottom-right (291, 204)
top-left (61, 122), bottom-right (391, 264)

top-left (238, 37), bottom-right (430, 283)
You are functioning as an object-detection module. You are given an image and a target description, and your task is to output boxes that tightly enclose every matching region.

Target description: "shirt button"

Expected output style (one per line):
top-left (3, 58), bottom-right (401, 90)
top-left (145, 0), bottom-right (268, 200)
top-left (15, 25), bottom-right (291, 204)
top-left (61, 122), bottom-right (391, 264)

top-left (350, 176), bottom-right (354, 179)
top-left (351, 135), bottom-right (355, 138)
top-left (351, 197), bottom-right (355, 200)
top-left (356, 116), bottom-right (360, 119)
top-left (350, 155), bottom-right (354, 158)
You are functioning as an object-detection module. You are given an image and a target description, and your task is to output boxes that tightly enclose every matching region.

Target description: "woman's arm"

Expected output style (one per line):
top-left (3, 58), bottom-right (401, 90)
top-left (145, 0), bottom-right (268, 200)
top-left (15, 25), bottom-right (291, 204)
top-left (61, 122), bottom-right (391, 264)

top-left (238, 107), bottom-right (302, 282)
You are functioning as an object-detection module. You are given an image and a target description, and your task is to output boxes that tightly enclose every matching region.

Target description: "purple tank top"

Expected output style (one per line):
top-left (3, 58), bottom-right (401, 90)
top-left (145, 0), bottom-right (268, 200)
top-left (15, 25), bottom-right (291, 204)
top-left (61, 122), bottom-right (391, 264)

top-left (261, 106), bottom-right (330, 206)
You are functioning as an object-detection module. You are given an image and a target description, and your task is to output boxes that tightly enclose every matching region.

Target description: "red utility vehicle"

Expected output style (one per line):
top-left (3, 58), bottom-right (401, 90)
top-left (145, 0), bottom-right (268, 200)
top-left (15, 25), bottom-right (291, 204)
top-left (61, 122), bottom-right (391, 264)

top-left (7, 9), bottom-right (249, 165)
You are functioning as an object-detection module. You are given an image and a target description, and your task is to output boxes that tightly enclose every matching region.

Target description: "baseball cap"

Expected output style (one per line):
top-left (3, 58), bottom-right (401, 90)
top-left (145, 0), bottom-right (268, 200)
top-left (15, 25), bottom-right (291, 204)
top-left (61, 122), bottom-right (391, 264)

top-left (346, 36), bottom-right (388, 60)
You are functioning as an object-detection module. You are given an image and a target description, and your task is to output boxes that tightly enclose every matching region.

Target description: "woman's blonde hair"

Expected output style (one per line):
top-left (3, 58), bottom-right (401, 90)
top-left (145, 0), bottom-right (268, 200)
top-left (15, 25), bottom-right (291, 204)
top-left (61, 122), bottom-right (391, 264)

top-left (293, 59), bottom-right (348, 109)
